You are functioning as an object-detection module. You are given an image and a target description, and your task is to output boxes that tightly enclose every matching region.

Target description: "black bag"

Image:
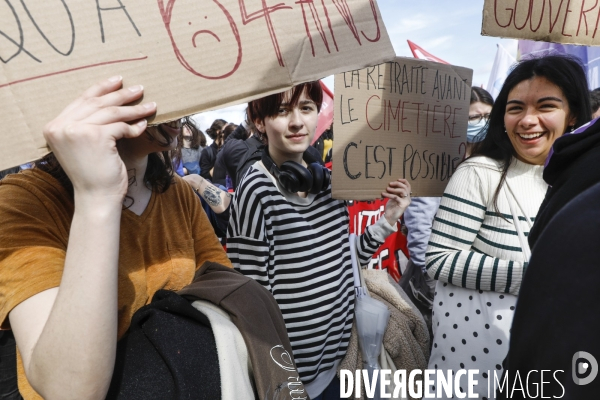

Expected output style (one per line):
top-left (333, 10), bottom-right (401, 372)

top-left (399, 259), bottom-right (435, 343)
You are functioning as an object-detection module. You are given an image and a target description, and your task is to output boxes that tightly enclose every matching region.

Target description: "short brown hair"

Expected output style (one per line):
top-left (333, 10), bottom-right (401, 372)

top-left (247, 82), bottom-right (323, 127)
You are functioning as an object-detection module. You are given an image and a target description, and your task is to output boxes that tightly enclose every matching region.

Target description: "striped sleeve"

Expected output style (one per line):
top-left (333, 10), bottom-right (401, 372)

top-left (425, 165), bottom-right (525, 295)
top-left (357, 216), bottom-right (397, 265)
top-left (227, 173), bottom-right (271, 289)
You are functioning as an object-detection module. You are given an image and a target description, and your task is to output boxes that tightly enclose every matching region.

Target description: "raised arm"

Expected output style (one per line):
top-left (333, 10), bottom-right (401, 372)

top-left (425, 165), bottom-right (526, 295)
top-left (7, 77), bottom-right (156, 399)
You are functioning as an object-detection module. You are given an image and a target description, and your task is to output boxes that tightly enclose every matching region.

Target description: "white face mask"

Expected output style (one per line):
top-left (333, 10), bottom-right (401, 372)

top-left (467, 119), bottom-right (488, 143)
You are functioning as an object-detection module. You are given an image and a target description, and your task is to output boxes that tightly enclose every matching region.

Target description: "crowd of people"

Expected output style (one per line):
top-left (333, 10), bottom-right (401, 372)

top-left (0, 52), bottom-right (599, 400)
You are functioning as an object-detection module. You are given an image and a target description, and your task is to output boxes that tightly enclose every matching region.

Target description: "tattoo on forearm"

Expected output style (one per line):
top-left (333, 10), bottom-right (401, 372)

top-left (203, 185), bottom-right (222, 207)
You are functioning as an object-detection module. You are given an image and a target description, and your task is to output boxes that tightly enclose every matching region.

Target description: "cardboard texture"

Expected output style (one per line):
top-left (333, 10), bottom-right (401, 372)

top-left (0, 0), bottom-right (394, 171)
top-left (482, 0), bottom-right (600, 46)
top-left (332, 57), bottom-right (473, 200)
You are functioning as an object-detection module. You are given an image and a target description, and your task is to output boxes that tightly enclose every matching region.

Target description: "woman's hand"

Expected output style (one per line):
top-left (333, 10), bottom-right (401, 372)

top-left (382, 178), bottom-right (412, 226)
top-left (43, 76), bottom-right (157, 205)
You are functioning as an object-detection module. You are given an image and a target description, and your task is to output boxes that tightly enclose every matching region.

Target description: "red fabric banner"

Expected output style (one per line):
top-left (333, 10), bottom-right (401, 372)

top-left (347, 199), bottom-right (409, 282)
top-left (311, 80), bottom-right (334, 145)
top-left (407, 40), bottom-right (449, 64)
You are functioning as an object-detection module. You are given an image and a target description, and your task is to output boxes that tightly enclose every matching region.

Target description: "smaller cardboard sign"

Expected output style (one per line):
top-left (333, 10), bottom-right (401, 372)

top-left (332, 57), bottom-right (473, 200)
top-left (482, 0), bottom-right (600, 46)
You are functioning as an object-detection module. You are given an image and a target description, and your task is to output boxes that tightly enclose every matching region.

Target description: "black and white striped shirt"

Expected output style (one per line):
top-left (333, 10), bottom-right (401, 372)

top-left (227, 162), bottom-right (395, 392)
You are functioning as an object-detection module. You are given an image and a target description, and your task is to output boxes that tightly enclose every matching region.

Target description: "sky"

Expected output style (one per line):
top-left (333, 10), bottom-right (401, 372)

top-left (193, 0), bottom-right (519, 134)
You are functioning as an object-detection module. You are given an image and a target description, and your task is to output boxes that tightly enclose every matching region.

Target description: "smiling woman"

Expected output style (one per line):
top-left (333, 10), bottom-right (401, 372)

top-left (504, 76), bottom-right (576, 165)
top-left (425, 55), bottom-right (591, 399)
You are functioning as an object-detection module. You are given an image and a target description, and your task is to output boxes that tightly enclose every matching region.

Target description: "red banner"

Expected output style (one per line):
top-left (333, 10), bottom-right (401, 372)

top-left (348, 199), bottom-right (409, 282)
top-left (311, 80), bottom-right (334, 145)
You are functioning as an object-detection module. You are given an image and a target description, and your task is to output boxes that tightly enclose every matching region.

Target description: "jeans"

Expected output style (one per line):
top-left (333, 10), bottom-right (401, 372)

top-left (0, 331), bottom-right (22, 400)
top-left (312, 376), bottom-right (342, 400)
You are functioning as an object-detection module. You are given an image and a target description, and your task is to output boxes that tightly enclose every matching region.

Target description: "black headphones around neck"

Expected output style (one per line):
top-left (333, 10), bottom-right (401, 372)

top-left (261, 148), bottom-right (331, 194)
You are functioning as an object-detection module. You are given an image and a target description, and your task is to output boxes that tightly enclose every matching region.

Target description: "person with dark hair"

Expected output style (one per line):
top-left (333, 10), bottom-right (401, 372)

top-left (221, 123), bottom-right (237, 141)
top-left (466, 86), bottom-right (495, 156)
top-left (0, 77), bottom-right (232, 399)
top-left (180, 116), bottom-right (204, 175)
top-left (200, 118), bottom-right (227, 181)
top-left (198, 129), bottom-right (207, 148)
top-left (208, 123), bottom-right (239, 188)
top-left (226, 82), bottom-right (412, 399)
top-left (211, 118), bottom-right (284, 192)
top-left (425, 55), bottom-right (590, 398)
top-left (590, 88), bottom-right (600, 119)
top-left (211, 122), bottom-right (249, 188)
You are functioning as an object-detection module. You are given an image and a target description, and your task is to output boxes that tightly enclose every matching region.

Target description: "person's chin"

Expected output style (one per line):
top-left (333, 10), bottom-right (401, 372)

top-left (287, 143), bottom-right (309, 156)
top-left (286, 135), bottom-right (310, 147)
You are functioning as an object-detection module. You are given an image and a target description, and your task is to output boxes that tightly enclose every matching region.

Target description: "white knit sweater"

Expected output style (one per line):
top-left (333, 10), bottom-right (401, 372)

top-left (425, 156), bottom-right (546, 295)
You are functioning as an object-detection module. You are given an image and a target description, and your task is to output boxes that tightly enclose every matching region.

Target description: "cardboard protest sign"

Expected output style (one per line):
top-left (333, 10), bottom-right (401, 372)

top-left (332, 57), bottom-right (473, 200)
top-left (0, 0), bottom-right (394, 171)
top-left (482, 0), bottom-right (600, 46)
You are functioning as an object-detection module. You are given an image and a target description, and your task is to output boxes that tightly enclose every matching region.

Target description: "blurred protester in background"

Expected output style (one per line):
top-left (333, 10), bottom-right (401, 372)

top-left (208, 123), bottom-right (238, 187)
top-left (200, 118), bottom-right (227, 181)
top-left (590, 88), bottom-right (600, 119)
top-left (180, 117), bottom-right (204, 176)
top-left (466, 87), bottom-right (494, 156)
top-left (212, 120), bottom-right (256, 191)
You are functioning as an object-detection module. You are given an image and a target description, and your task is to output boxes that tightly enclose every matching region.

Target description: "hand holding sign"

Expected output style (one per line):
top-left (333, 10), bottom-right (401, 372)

top-left (382, 178), bottom-right (412, 226)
